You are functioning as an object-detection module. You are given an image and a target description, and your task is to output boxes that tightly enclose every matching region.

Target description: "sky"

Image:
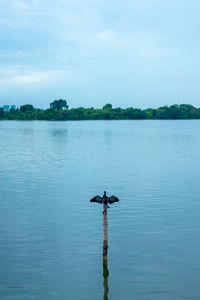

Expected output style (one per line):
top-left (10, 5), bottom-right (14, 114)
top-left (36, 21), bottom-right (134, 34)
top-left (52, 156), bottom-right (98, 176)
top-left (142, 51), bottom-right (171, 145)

top-left (0, 0), bottom-right (200, 109)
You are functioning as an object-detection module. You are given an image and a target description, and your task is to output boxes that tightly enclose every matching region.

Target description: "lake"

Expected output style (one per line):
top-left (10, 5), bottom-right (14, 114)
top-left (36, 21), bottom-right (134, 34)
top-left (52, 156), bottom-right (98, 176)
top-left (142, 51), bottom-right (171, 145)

top-left (0, 120), bottom-right (200, 300)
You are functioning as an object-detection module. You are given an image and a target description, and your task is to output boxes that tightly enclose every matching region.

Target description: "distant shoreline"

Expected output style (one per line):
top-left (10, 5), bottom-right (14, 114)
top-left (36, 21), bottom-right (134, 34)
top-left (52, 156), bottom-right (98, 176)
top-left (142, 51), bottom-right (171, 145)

top-left (1, 100), bottom-right (200, 121)
top-left (1, 118), bottom-right (200, 122)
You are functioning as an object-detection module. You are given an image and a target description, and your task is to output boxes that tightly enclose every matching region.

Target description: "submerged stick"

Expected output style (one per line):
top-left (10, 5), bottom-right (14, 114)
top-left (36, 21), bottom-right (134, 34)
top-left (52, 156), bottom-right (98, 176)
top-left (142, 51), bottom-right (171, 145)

top-left (103, 257), bottom-right (109, 300)
top-left (103, 206), bottom-right (109, 300)
top-left (103, 205), bottom-right (108, 263)
top-left (90, 192), bottom-right (119, 300)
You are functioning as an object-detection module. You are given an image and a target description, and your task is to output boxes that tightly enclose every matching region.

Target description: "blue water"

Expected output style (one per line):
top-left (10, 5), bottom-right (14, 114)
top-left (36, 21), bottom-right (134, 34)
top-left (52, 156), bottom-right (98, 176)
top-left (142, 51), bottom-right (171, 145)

top-left (0, 120), bottom-right (200, 299)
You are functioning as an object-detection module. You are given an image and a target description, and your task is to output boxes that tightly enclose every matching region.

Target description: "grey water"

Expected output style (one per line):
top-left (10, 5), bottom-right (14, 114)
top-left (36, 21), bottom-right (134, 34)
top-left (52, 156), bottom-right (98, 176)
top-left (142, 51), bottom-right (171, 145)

top-left (0, 120), bottom-right (200, 300)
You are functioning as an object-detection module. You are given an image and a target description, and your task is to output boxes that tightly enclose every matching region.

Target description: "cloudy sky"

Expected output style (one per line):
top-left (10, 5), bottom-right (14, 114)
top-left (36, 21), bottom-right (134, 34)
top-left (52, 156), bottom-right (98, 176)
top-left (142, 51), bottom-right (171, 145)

top-left (0, 0), bottom-right (200, 108)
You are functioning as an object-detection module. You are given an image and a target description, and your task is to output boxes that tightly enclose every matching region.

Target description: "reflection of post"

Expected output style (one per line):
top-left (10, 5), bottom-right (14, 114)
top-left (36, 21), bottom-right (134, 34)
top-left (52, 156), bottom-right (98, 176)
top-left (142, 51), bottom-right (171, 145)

top-left (103, 260), bottom-right (109, 300)
top-left (103, 205), bottom-right (108, 264)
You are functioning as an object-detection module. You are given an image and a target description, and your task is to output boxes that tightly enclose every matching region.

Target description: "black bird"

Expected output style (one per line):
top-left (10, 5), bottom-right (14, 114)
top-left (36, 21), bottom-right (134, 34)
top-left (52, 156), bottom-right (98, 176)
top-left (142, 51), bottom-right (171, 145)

top-left (90, 191), bottom-right (119, 208)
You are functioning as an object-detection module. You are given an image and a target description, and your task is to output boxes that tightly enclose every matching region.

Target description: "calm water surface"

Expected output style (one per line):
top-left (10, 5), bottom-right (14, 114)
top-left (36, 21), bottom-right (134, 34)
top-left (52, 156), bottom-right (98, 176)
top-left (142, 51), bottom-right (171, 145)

top-left (0, 120), bottom-right (200, 300)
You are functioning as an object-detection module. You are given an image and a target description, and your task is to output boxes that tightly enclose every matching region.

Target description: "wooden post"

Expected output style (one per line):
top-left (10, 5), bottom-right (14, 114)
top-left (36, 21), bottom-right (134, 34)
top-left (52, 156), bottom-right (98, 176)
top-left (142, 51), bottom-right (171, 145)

top-left (103, 205), bottom-right (108, 264)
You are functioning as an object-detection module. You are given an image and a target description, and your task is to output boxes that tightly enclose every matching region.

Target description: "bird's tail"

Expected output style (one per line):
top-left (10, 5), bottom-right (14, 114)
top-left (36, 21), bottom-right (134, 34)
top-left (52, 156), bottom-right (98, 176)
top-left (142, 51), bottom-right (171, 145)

top-left (104, 204), bottom-right (110, 209)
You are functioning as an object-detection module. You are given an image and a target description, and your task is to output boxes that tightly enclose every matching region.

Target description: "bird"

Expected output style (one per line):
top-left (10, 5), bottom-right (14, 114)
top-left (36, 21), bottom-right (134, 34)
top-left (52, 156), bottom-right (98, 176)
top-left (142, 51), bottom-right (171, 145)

top-left (90, 191), bottom-right (119, 208)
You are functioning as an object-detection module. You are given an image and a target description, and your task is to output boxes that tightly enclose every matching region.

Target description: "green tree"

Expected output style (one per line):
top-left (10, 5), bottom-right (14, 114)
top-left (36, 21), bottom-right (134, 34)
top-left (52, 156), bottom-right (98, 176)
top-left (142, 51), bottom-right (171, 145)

top-left (155, 106), bottom-right (170, 119)
top-left (144, 108), bottom-right (155, 119)
top-left (0, 107), bottom-right (4, 118)
top-left (102, 103), bottom-right (112, 110)
top-left (50, 99), bottom-right (68, 111)
top-left (20, 104), bottom-right (34, 113)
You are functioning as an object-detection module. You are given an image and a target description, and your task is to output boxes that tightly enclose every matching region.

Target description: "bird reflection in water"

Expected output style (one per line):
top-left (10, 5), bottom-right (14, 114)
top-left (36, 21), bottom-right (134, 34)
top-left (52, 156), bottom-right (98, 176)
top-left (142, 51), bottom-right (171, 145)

top-left (103, 260), bottom-right (109, 300)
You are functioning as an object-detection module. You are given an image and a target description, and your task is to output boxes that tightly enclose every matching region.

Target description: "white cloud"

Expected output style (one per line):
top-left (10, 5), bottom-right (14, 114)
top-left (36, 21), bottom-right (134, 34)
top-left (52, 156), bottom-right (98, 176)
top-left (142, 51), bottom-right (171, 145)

top-left (12, 0), bottom-right (31, 11)
top-left (8, 71), bottom-right (55, 85)
top-left (136, 46), bottom-right (162, 59)
top-left (72, 28), bottom-right (165, 63)
top-left (0, 68), bottom-right (73, 89)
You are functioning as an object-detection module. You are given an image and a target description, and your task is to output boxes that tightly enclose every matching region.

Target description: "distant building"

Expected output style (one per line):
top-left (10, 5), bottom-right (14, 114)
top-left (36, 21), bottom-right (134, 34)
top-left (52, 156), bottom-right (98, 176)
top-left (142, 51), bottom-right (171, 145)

top-left (3, 105), bottom-right (9, 111)
top-left (2, 105), bottom-right (16, 111)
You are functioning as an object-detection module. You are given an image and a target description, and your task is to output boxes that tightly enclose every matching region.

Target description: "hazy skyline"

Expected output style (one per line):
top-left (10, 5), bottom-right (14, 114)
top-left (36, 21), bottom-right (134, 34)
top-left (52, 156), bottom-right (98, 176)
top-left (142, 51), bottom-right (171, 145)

top-left (0, 0), bottom-right (200, 109)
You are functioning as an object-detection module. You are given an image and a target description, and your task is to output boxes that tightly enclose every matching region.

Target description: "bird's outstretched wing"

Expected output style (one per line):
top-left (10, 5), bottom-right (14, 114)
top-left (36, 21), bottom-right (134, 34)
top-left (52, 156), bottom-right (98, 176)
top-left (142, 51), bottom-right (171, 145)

top-left (107, 195), bottom-right (119, 204)
top-left (90, 195), bottom-right (103, 203)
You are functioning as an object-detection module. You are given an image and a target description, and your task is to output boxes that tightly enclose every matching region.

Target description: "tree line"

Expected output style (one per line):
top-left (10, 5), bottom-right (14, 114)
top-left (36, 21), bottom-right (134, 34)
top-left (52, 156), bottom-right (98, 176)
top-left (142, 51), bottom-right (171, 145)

top-left (1, 99), bottom-right (200, 120)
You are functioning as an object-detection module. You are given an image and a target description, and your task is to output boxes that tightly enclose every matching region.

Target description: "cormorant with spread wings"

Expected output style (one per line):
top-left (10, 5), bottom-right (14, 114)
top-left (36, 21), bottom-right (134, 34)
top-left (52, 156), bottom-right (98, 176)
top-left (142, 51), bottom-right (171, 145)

top-left (90, 191), bottom-right (119, 208)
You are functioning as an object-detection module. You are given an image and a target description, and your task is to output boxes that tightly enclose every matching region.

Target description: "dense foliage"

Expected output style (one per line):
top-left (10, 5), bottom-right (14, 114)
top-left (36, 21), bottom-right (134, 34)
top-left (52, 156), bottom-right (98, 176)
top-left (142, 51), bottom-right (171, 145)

top-left (1, 100), bottom-right (200, 121)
